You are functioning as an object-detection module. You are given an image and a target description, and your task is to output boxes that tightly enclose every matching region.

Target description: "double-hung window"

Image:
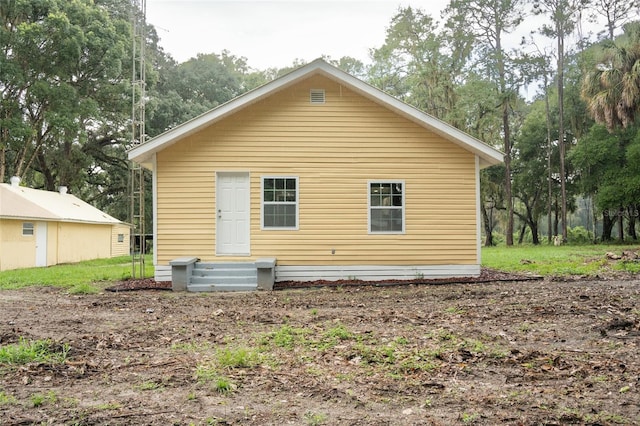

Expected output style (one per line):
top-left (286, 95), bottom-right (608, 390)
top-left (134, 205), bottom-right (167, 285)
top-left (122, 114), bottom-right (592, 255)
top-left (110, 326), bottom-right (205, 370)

top-left (369, 181), bottom-right (404, 233)
top-left (262, 177), bottom-right (298, 229)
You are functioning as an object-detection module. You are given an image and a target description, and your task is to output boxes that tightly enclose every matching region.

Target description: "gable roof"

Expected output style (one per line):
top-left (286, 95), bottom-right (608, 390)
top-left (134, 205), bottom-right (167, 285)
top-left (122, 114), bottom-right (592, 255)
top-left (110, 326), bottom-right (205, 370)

top-left (128, 58), bottom-right (504, 169)
top-left (0, 183), bottom-right (124, 225)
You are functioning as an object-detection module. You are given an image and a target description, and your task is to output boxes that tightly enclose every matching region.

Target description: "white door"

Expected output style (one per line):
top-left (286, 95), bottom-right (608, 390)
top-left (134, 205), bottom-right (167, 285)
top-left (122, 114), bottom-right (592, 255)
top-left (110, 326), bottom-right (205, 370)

top-left (35, 222), bottom-right (47, 267)
top-left (216, 172), bottom-right (250, 255)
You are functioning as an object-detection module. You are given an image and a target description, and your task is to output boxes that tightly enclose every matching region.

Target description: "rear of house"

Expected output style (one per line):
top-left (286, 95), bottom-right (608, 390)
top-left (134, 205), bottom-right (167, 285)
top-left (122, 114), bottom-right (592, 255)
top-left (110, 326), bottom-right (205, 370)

top-left (0, 179), bottom-right (130, 271)
top-left (129, 59), bottom-right (503, 287)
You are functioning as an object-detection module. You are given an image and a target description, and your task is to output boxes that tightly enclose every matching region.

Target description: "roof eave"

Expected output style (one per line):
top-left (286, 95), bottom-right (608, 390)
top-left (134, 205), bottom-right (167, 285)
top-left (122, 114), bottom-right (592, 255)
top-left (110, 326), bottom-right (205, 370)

top-left (128, 61), bottom-right (325, 164)
top-left (128, 59), bottom-right (504, 167)
top-left (312, 64), bottom-right (505, 167)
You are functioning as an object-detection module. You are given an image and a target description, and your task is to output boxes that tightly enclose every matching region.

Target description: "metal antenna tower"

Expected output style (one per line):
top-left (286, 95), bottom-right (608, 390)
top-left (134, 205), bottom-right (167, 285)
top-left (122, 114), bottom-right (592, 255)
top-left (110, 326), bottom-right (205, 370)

top-left (130, 0), bottom-right (146, 278)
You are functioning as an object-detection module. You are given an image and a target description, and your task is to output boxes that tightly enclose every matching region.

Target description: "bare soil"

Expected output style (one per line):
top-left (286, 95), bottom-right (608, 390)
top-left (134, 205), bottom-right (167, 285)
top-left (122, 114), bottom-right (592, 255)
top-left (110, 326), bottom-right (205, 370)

top-left (1, 273), bottom-right (639, 425)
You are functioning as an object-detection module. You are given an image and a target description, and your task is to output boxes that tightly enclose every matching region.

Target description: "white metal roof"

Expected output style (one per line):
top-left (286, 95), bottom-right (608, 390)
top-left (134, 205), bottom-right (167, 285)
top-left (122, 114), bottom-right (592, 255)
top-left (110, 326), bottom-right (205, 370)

top-left (0, 183), bottom-right (124, 225)
top-left (128, 58), bottom-right (504, 169)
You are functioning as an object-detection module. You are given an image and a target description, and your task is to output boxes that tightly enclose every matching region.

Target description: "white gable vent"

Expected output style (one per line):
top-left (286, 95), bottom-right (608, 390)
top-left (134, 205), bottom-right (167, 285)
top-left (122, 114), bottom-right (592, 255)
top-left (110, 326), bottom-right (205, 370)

top-left (310, 89), bottom-right (325, 104)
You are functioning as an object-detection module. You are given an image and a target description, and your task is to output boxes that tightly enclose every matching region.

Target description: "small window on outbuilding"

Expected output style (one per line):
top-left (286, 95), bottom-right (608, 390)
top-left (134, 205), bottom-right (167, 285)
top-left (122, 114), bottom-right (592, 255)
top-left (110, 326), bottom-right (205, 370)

top-left (310, 89), bottom-right (325, 104)
top-left (117, 233), bottom-right (125, 243)
top-left (22, 222), bottom-right (34, 236)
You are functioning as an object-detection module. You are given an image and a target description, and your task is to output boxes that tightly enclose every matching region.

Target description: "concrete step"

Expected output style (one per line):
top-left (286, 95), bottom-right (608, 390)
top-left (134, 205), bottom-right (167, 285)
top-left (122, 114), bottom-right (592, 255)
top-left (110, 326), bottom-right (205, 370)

top-left (192, 268), bottom-right (257, 278)
top-left (188, 262), bottom-right (257, 292)
top-left (190, 275), bottom-right (257, 285)
top-left (188, 283), bottom-right (257, 292)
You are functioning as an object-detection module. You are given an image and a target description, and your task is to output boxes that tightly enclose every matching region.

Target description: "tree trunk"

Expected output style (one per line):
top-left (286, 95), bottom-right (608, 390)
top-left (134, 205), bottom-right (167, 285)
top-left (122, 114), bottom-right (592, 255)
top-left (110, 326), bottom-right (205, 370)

top-left (627, 205), bottom-right (637, 240)
top-left (504, 102), bottom-right (513, 246)
top-left (482, 203), bottom-right (494, 247)
top-left (518, 223), bottom-right (527, 244)
top-left (557, 17), bottom-right (568, 243)
top-left (545, 79), bottom-right (553, 245)
top-left (602, 212), bottom-right (615, 241)
top-left (592, 197), bottom-right (599, 243)
top-left (617, 206), bottom-right (624, 241)
top-left (554, 198), bottom-right (560, 237)
top-left (530, 220), bottom-right (540, 245)
top-left (0, 144), bottom-right (5, 182)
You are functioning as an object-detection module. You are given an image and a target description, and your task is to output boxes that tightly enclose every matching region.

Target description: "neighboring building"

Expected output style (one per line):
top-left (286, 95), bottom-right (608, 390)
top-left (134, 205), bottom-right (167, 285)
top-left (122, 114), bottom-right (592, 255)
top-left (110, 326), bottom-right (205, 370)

top-left (128, 59), bottom-right (503, 290)
top-left (0, 177), bottom-right (130, 271)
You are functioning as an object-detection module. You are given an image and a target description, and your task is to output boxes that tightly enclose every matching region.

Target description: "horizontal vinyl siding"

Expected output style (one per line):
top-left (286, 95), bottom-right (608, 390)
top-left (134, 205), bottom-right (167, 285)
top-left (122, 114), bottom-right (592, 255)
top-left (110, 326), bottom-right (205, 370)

top-left (156, 75), bottom-right (478, 266)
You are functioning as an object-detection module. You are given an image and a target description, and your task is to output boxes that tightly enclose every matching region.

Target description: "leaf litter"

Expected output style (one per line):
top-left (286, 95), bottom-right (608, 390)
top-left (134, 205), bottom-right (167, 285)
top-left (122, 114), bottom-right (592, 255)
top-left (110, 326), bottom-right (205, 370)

top-left (1, 273), bottom-right (639, 425)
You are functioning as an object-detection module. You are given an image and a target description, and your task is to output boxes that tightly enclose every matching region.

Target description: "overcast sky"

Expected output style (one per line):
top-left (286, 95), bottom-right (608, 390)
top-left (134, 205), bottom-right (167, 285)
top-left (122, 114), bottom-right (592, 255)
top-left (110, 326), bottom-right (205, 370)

top-left (146, 0), bottom-right (452, 69)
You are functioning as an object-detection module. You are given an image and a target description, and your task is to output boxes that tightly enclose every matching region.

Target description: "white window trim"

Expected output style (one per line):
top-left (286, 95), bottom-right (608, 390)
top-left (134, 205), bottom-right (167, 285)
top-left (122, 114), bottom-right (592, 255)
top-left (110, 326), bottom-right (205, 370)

top-left (22, 222), bottom-right (34, 237)
top-left (261, 176), bottom-right (299, 230)
top-left (368, 180), bottom-right (406, 235)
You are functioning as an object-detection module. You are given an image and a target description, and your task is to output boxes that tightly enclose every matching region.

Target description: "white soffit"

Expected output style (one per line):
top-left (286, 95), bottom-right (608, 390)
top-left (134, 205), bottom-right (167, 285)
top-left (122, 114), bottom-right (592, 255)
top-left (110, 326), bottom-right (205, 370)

top-left (128, 59), bottom-right (504, 169)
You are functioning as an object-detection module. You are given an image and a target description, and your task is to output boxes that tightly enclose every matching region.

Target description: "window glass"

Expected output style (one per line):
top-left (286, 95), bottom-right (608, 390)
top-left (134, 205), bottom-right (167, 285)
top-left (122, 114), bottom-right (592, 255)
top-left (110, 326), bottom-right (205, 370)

top-left (369, 182), bottom-right (404, 233)
top-left (263, 177), bottom-right (298, 229)
top-left (22, 222), bottom-right (34, 236)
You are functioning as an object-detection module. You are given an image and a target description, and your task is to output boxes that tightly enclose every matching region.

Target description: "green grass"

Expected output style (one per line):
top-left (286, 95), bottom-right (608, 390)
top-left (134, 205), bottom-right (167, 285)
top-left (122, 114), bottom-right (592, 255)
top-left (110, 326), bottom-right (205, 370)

top-left (304, 411), bottom-right (328, 425)
top-left (0, 337), bottom-right (69, 365)
top-left (481, 244), bottom-right (640, 276)
top-left (215, 346), bottom-right (261, 369)
top-left (0, 255), bottom-right (153, 290)
top-left (0, 246), bottom-right (637, 292)
top-left (30, 390), bottom-right (57, 407)
top-left (0, 391), bottom-right (17, 405)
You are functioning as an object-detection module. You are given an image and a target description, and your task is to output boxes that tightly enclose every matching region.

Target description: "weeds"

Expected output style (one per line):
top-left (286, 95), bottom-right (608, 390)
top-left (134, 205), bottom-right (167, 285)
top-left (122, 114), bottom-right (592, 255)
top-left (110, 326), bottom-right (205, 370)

top-left (461, 412), bottom-right (480, 424)
top-left (260, 325), bottom-right (310, 349)
top-left (194, 346), bottom-right (261, 394)
top-left (322, 323), bottom-right (352, 341)
top-left (195, 365), bottom-right (235, 394)
top-left (216, 347), bottom-right (260, 369)
top-left (31, 391), bottom-right (57, 407)
top-left (0, 391), bottom-right (17, 405)
top-left (213, 376), bottom-right (233, 394)
top-left (0, 337), bottom-right (69, 365)
top-left (304, 411), bottom-right (328, 425)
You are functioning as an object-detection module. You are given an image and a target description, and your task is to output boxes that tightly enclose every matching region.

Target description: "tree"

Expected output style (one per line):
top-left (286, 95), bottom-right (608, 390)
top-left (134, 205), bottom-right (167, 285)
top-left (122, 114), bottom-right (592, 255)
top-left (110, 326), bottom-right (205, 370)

top-left (512, 100), bottom-right (557, 244)
top-left (581, 22), bottom-right (640, 131)
top-left (569, 123), bottom-right (640, 240)
top-left (444, 0), bottom-right (525, 246)
top-left (452, 74), bottom-right (504, 246)
top-left (480, 164), bottom-right (505, 246)
top-left (368, 6), bottom-right (473, 123)
top-left (146, 51), bottom-right (267, 137)
top-left (0, 0), bottom-right (130, 191)
top-left (533, 0), bottom-right (590, 242)
top-left (592, 0), bottom-right (639, 40)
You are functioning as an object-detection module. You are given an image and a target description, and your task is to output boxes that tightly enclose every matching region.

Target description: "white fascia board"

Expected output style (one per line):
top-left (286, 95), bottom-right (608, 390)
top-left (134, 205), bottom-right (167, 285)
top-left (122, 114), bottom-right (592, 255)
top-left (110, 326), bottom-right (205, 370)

top-left (314, 63), bottom-right (504, 168)
top-left (127, 62), bottom-right (325, 165)
top-left (128, 59), bottom-right (504, 169)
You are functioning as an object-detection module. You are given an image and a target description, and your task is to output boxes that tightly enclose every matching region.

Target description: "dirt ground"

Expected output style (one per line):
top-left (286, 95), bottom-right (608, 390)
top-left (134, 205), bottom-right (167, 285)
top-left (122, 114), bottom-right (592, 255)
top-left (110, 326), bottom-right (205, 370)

top-left (1, 274), bottom-right (639, 425)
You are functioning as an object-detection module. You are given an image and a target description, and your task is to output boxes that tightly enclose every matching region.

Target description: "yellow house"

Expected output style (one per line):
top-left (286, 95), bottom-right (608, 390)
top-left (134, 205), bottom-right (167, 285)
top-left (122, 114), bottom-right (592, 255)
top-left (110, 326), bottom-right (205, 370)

top-left (128, 59), bottom-right (503, 291)
top-left (0, 177), bottom-right (130, 271)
